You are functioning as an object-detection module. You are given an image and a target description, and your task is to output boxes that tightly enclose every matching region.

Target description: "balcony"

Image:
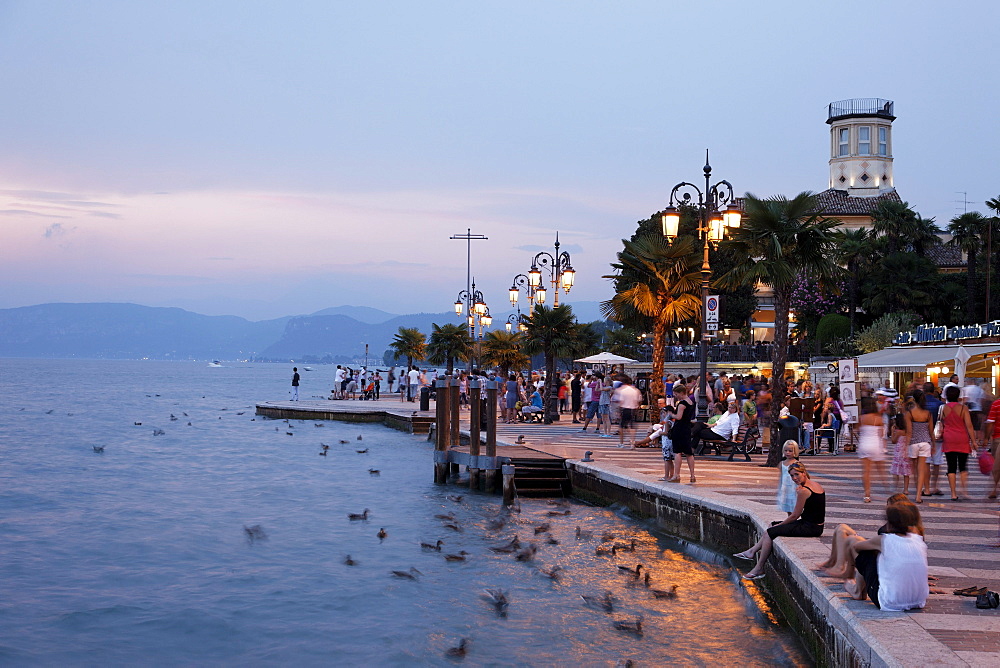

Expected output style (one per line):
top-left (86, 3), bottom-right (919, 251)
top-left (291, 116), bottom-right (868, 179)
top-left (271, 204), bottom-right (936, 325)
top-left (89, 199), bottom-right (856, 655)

top-left (827, 98), bottom-right (894, 123)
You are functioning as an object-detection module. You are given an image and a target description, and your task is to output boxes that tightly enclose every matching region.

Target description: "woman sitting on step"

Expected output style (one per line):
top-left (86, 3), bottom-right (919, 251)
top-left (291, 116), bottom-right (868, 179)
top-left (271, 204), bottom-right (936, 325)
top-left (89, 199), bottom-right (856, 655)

top-left (815, 493), bottom-right (915, 579)
top-left (734, 461), bottom-right (825, 580)
top-left (845, 501), bottom-right (928, 611)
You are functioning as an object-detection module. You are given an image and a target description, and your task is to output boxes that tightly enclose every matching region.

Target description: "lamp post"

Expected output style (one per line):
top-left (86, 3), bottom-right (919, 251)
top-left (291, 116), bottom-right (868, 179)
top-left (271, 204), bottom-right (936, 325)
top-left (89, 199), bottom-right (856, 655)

top-left (661, 151), bottom-right (741, 419)
top-left (526, 233), bottom-right (575, 308)
top-left (455, 280), bottom-right (491, 370)
top-left (505, 313), bottom-right (527, 333)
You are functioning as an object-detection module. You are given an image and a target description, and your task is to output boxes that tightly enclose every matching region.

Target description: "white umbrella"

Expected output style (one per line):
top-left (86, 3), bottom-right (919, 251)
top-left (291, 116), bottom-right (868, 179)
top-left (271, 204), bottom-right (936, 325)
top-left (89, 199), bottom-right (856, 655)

top-left (954, 344), bottom-right (972, 385)
top-left (574, 351), bottom-right (639, 365)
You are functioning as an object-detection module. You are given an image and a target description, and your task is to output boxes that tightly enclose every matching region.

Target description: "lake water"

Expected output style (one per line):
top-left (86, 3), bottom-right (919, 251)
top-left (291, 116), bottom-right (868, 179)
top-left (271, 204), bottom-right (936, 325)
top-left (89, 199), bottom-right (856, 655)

top-left (0, 359), bottom-right (808, 666)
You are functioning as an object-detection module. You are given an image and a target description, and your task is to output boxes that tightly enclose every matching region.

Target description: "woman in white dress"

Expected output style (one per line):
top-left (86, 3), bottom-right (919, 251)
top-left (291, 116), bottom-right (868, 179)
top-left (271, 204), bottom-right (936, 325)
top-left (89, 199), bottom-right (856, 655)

top-left (776, 440), bottom-right (800, 515)
top-left (857, 397), bottom-right (887, 503)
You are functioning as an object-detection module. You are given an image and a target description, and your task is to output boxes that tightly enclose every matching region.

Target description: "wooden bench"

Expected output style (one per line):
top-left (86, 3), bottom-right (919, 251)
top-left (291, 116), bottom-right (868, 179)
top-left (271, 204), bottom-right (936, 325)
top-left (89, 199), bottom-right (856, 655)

top-left (695, 424), bottom-right (759, 461)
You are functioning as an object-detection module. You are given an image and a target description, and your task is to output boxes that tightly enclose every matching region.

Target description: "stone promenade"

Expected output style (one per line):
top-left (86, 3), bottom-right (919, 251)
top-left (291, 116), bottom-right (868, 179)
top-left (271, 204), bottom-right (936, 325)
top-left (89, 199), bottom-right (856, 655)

top-left (497, 416), bottom-right (1000, 667)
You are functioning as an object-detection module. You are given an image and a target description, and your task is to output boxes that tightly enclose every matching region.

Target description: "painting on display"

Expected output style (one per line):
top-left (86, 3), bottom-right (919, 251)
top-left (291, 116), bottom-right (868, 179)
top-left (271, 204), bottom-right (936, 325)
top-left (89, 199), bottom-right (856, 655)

top-left (840, 382), bottom-right (858, 406)
top-left (842, 405), bottom-right (859, 424)
top-left (838, 358), bottom-right (857, 384)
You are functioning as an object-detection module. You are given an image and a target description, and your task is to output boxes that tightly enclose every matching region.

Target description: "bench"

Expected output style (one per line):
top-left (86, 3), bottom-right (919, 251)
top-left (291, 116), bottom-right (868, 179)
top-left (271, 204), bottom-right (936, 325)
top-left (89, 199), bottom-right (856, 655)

top-left (695, 424), bottom-right (759, 461)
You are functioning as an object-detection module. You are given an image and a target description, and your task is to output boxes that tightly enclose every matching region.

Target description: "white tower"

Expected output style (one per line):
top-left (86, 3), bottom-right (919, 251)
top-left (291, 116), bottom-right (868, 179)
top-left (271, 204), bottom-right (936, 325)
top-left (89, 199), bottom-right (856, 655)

top-left (827, 98), bottom-right (895, 197)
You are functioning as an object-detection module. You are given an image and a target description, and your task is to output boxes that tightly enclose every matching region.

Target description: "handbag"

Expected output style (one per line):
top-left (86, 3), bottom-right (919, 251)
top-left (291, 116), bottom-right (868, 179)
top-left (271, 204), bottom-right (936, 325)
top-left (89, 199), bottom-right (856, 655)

top-left (979, 449), bottom-right (995, 476)
top-left (933, 405), bottom-right (945, 440)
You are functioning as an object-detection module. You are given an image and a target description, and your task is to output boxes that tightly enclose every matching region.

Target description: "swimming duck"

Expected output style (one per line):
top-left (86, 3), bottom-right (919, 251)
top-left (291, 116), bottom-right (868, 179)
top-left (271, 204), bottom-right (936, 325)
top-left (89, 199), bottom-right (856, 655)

top-left (348, 509), bottom-right (370, 521)
top-left (420, 539), bottom-right (444, 551)
top-left (321, 443), bottom-right (330, 450)
top-left (390, 567), bottom-right (422, 579)
top-left (595, 544), bottom-right (618, 557)
top-left (612, 616), bottom-right (644, 636)
top-left (435, 513), bottom-right (456, 521)
top-left (617, 563), bottom-right (643, 578)
top-left (482, 589), bottom-right (508, 615)
top-left (356, 448), bottom-right (368, 454)
top-left (546, 509), bottom-right (571, 516)
top-left (580, 591), bottom-right (614, 612)
top-left (539, 565), bottom-right (562, 580)
top-left (486, 517), bottom-right (506, 531)
top-left (344, 555), bottom-right (357, 566)
top-left (446, 494), bottom-right (464, 503)
top-left (651, 585), bottom-right (679, 599)
top-left (444, 551), bottom-right (469, 562)
top-left (377, 528), bottom-right (387, 540)
top-left (368, 468), bottom-right (380, 475)
top-left (319, 450), bottom-right (327, 456)
top-left (514, 544), bottom-right (537, 562)
top-left (489, 537), bottom-right (521, 553)
top-left (613, 539), bottom-right (638, 552)
top-left (545, 534), bottom-right (559, 545)
top-left (533, 523), bottom-right (550, 535)
top-left (442, 523), bottom-right (463, 532)
top-left (92, 446), bottom-right (105, 453)
top-left (445, 638), bottom-right (468, 657)
top-left (339, 439), bottom-right (350, 444)
top-left (575, 526), bottom-right (592, 539)
top-left (357, 435), bottom-right (363, 441)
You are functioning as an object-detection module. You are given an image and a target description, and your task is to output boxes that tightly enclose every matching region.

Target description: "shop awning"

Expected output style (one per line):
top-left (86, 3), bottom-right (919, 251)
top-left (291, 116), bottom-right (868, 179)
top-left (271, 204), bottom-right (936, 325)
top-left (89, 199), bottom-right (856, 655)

top-left (853, 344), bottom-right (1000, 372)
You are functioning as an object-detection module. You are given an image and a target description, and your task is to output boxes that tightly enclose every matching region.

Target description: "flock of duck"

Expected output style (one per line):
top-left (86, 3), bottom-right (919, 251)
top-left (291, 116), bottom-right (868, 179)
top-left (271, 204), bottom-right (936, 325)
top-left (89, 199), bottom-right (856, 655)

top-left (339, 482), bottom-right (681, 658)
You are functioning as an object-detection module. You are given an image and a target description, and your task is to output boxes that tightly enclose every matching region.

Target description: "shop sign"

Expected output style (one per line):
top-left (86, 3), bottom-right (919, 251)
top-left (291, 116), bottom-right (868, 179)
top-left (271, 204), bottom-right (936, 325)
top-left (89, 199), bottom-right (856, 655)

top-left (893, 321), bottom-right (1000, 346)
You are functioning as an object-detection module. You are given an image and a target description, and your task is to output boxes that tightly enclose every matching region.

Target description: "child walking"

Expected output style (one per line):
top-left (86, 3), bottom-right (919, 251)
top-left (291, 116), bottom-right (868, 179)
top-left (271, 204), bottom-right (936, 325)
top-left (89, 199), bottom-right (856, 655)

top-left (658, 411), bottom-right (676, 482)
top-left (889, 408), bottom-right (911, 494)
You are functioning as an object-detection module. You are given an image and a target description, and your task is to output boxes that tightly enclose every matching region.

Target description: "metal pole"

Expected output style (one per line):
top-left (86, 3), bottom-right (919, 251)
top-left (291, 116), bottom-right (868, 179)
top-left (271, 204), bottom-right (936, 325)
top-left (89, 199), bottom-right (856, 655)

top-left (698, 153), bottom-right (712, 420)
top-left (469, 378), bottom-right (481, 490)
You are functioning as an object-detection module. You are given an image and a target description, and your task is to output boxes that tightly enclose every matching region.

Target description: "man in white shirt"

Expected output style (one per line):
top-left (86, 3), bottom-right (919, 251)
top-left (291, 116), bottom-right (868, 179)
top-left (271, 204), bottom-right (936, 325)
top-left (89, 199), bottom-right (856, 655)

top-left (691, 401), bottom-right (742, 449)
top-left (407, 366), bottom-right (420, 402)
top-left (961, 378), bottom-right (985, 435)
top-left (614, 379), bottom-right (644, 448)
top-left (334, 365), bottom-right (346, 399)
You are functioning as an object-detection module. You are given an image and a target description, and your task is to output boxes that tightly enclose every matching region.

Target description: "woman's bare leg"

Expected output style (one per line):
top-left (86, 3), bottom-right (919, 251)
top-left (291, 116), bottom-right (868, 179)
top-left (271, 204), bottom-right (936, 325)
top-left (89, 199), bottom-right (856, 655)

top-left (817, 524), bottom-right (854, 570)
top-left (824, 534), bottom-right (865, 579)
top-left (862, 459), bottom-right (872, 499)
top-left (745, 534), bottom-right (774, 577)
top-left (912, 456), bottom-right (926, 502)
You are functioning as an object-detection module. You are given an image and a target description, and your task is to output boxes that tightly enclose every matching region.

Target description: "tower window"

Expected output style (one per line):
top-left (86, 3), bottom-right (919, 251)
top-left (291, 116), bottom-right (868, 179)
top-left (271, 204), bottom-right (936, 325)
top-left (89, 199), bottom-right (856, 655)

top-left (838, 128), bottom-right (849, 157)
top-left (858, 127), bottom-right (871, 155)
top-left (878, 127), bottom-right (888, 156)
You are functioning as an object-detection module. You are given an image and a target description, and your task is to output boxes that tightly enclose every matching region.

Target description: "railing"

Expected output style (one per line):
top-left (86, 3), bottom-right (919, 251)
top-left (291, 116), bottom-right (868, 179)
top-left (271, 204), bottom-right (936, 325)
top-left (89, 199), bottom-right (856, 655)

top-left (631, 344), bottom-right (808, 365)
top-left (828, 98), bottom-right (894, 120)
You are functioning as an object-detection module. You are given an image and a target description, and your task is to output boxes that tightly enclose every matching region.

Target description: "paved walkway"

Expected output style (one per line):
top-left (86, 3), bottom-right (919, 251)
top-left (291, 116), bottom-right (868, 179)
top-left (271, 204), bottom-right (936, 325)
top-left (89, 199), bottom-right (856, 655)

top-left (494, 415), bottom-right (1000, 666)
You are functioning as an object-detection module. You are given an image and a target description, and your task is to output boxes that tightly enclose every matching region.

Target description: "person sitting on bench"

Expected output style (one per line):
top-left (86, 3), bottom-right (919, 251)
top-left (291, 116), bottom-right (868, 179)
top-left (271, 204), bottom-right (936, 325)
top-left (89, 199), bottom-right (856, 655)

top-left (521, 388), bottom-right (544, 421)
top-left (691, 400), bottom-right (742, 449)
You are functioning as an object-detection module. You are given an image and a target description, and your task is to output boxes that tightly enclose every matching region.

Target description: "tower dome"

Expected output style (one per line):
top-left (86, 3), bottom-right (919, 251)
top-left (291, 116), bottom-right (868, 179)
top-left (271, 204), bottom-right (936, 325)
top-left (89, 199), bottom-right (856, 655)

top-left (827, 98), bottom-right (895, 197)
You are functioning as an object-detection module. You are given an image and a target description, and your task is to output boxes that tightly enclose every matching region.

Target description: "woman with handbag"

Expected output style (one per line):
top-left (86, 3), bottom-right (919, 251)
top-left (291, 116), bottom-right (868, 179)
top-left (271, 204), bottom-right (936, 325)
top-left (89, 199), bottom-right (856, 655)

top-left (903, 389), bottom-right (933, 503)
top-left (941, 385), bottom-right (978, 501)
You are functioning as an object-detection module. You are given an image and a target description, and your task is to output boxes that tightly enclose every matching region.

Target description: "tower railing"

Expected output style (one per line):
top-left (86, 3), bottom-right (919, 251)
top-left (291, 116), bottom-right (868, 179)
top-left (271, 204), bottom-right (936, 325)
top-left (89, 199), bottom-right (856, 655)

top-left (828, 98), bottom-right (894, 120)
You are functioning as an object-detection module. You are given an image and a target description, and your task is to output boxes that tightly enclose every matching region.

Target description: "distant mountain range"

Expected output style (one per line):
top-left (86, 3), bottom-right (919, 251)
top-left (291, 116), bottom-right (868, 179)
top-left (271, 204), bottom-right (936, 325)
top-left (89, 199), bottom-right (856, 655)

top-left (0, 301), bottom-right (607, 361)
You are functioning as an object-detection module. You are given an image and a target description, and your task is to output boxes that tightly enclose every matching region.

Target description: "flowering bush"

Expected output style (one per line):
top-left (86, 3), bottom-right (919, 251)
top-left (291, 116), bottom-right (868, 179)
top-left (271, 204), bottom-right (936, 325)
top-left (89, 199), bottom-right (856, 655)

top-left (790, 272), bottom-right (846, 322)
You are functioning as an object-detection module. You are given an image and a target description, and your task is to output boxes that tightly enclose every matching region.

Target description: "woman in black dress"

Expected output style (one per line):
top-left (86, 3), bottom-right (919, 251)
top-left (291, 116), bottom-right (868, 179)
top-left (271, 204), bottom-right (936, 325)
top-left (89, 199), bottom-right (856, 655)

top-left (669, 384), bottom-right (697, 483)
top-left (734, 461), bottom-right (826, 579)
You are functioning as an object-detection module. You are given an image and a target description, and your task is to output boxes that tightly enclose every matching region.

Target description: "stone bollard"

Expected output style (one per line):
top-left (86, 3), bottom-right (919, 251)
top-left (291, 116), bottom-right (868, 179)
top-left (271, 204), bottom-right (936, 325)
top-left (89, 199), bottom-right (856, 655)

top-left (485, 380), bottom-right (498, 493)
top-left (433, 378), bottom-right (449, 484)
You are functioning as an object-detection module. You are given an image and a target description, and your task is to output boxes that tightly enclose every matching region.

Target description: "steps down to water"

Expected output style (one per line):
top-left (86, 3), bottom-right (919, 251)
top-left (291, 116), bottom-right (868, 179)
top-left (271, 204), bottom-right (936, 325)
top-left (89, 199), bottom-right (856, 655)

top-left (509, 457), bottom-right (570, 498)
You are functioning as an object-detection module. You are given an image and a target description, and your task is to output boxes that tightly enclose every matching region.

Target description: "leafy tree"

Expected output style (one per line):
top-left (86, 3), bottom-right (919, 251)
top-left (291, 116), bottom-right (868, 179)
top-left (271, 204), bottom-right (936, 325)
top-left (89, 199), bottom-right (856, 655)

top-left (717, 192), bottom-right (840, 467)
top-left (426, 322), bottom-right (472, 375)
top-left (854, 313), bottom-right (916, 353)
top-left (861, 253), bottom-right (939, 318)
top-left (387, 326), bottom-right (426, 369)
top-left (602, 234), bottom-right (701, 403)
top-left (557, 322), bottom-right (601, 370)
top-left (521, 304), bottom-right (579, 423)
top-left (480, 330), bottom-right (529, 378)
top-left (603, 326), bottom-right (644, 360)
top-left (948, 211), bottom-right (989, 321)
top-left (816, 314), bottom-right (851, 353)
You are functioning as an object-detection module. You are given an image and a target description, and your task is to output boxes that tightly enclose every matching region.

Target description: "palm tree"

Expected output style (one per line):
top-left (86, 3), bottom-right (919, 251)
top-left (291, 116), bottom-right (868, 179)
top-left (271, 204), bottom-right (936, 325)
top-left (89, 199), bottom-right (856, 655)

top-left (948, 211), bottom-right (988, 321)
top-left (871, 199), bottom-right (917, 255)
top-left (602, 234), bottom-right (701, 403)
top-left (426, 323), bottom-right (472, 375)
top-left (910, 215), bottom-right (941, 257)
top-left (521, 304), bottom-right (578, 423)
top-left (835, 228), bottom-right (874, 336)
top-left (387, 326), bottom-right (426, 370)
top-left (480, 330), bottom-right (529, 379)
top-left (717, 192), bottom-right (841, 467)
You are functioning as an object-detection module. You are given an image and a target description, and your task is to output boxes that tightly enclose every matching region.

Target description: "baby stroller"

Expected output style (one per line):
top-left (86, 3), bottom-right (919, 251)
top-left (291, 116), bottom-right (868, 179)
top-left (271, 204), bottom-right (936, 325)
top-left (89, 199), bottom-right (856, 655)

top-left (362, 381), bottom-right (376, 400)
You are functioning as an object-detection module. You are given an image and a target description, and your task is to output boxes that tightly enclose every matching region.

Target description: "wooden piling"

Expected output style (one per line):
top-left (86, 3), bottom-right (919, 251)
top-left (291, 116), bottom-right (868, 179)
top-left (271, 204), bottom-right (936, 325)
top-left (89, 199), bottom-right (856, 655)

top-left (434, 378), bottom-right (449, 484)
top-left (501, 463), bottom-right (516, 506)
top-left (485, 380), bottom-right (498, 493)
top-left (449, 375), bottom-right (460, 451)
top-left (468, 378), bottom-right (481, 491)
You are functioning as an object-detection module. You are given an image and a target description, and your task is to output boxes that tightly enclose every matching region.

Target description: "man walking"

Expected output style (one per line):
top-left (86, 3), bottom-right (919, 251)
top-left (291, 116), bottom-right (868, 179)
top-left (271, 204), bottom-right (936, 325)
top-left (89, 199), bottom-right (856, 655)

top-left (291, 367), bottom-right (300, 401)
top-left (615, 378), bottom-right (643, 448)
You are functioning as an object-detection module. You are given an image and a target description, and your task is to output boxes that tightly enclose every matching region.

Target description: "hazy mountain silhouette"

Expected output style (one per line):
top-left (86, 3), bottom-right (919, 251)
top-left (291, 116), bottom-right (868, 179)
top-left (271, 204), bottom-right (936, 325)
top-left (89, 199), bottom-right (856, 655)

top-left (0, 301), bottom-right (608, 360)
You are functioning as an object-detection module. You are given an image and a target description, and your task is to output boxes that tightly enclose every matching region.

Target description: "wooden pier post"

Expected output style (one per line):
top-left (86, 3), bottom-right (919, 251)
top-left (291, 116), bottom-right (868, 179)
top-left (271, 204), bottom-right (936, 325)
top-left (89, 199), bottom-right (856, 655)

top-left (449, 375), bottom-right (460, 454)
top-left (468, 378), bottom-right (481, 491)
top-left (485, 379), bottom-right (498, 493)
top-left (501, 463), bottom-right (516, 506)
top-left (434, 378), bottom-right (449, 484)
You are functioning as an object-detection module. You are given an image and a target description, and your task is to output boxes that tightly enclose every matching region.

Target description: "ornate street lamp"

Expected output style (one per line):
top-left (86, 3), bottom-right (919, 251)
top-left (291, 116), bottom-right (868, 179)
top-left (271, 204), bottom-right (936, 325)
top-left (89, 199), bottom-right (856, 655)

top-left (455, 279), bottom-right (488, 340)
top-left (527, 232), bottom-right (575, 308)
top-left (661, 150), bottom-right (742, 419)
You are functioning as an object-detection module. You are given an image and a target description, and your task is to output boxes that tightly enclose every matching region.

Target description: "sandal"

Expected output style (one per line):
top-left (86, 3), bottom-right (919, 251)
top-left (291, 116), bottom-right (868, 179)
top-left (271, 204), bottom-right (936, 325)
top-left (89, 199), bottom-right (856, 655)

top-left (689, 477), bottom-right (697, 483)
top-left (863, 497), bottom-right (871, 503)
top-left (742, 572), bottom-right (765, 580)
top-left (666, 476), bottom-right (681, 483)
top-left (733, 551), bottom-right (754, 560)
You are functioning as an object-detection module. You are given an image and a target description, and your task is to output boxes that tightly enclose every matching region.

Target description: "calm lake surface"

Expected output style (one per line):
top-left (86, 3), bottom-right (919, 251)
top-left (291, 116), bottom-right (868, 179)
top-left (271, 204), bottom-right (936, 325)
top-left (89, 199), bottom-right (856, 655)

top-left (0, 359), bottom-right (808, 666)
